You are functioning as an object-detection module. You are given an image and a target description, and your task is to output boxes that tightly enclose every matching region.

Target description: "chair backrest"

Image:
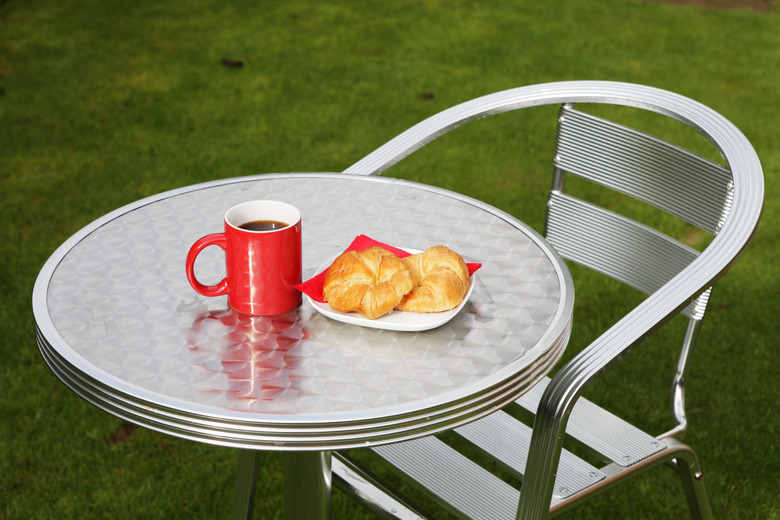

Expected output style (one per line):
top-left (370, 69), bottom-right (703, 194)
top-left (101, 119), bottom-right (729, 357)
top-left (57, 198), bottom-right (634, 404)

top-left (548, 103), bottom-right (732, 318)
top-left (545, 103), bottom-right (735, 437)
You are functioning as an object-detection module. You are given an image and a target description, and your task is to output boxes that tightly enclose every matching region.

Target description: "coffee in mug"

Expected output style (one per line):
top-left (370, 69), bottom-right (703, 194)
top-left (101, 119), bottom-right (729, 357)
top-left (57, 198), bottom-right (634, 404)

top-left (238, 220), bottom-right (289, 232)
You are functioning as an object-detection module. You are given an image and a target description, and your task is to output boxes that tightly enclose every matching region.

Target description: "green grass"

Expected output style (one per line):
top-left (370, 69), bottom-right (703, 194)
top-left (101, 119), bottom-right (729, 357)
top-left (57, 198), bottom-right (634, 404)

top-left (1, 0), bottom-right (778, 518)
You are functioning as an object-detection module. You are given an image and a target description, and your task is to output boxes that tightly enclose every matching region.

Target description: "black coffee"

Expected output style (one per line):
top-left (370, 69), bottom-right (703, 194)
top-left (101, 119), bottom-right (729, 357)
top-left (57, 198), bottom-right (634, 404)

top-left (239, 219), bottom-right (289, 232)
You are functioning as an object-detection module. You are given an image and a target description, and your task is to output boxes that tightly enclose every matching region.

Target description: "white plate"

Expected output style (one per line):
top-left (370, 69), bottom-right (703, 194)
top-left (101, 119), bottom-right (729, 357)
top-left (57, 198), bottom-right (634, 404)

top-left (304, 248), bottom-right (475, 332)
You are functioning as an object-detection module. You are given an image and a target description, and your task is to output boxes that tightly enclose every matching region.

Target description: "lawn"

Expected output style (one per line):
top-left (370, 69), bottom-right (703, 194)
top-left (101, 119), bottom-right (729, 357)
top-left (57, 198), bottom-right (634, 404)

top-left (1, 0), bottom-right (778, 518)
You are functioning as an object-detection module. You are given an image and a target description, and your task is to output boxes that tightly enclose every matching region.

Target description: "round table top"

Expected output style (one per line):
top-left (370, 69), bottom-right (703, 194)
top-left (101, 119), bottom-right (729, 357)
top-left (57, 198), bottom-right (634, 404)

top-left (33, 173), bottom-right (573, 450)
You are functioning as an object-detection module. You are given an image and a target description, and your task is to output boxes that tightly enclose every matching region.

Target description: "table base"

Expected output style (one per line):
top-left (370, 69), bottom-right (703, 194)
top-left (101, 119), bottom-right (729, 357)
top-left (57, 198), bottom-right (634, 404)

top-left (232, 450), bottom-right (332, 520)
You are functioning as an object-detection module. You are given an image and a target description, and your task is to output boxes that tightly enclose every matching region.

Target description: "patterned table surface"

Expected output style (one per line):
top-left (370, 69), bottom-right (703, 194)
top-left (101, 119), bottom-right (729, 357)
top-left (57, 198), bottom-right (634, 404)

top-left (34, 173), bottom-right (573, 450)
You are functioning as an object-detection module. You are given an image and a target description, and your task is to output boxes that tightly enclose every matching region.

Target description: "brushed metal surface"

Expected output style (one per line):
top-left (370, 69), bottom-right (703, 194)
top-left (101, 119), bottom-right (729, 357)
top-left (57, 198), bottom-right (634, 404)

top-left (34, 173), bottom-right (573, 449)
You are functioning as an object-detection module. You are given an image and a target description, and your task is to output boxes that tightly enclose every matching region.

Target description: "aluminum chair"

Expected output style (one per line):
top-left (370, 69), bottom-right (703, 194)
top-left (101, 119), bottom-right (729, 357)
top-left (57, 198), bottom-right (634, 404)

top-left (334, 81), bottom-right (763, 519)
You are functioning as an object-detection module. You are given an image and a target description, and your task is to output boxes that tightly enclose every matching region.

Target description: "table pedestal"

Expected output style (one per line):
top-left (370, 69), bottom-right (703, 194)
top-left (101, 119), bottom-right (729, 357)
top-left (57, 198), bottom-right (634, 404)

top-left (232, 450), bottom-right (332, 520)
top-left (232, 451), bottom-right (260, 520)
top-left (284, 451), bottom-right (332, 519)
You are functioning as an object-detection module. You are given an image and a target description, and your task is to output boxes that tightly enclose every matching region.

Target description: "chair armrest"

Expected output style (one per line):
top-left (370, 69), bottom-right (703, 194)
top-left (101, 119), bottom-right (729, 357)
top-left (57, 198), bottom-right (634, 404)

top-left (517, 191), bottom-right (762, 518)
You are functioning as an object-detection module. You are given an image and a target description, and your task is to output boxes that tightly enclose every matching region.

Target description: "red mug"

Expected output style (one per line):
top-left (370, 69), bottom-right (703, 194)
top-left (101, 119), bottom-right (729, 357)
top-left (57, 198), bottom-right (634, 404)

top-left (186, 200), bottom-right (302, 315)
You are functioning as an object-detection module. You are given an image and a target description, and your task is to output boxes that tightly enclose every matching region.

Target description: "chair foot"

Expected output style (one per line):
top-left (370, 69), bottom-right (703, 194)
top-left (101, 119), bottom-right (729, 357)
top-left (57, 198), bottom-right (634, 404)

top-left (667, 442), bottom-right (713, 520)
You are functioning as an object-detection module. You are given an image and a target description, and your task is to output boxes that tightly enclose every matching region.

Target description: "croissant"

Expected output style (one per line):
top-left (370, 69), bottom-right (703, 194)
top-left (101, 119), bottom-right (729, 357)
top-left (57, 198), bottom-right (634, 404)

top-left (395, 245), bottom-right (470, 313)
top-left (323, 246), bottom-right (414, 319)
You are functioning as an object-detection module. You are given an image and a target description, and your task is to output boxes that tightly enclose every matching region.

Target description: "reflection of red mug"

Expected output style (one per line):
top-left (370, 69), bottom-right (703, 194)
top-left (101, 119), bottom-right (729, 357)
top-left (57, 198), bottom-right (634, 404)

top-left (186, 201), bottom-right (302, 316)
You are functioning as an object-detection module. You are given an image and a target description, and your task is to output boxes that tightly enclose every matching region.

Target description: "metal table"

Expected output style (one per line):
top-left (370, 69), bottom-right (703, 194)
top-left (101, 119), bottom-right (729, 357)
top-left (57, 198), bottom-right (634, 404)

top-left (33, 173), bottom-right (574, 519)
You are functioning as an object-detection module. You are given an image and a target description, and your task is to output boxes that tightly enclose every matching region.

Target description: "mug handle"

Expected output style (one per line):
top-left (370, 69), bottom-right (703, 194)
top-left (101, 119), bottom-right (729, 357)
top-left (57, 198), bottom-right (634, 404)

top-left (185, 233), bottom-right (229, 297)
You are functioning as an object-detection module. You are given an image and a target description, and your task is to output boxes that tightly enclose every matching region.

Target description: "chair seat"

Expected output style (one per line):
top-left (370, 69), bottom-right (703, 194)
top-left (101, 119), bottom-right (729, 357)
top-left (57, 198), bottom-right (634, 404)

top-left (452, 407), bottom-right (605, 500)
top-left (514, 377), bottom-right (666, 468)
top-left (334, 376), bottom-right (668, 519)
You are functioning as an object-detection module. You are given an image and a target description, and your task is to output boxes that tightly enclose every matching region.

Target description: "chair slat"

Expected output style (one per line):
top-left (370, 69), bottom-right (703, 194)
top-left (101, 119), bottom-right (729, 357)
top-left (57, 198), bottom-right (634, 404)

top-left (545, 192), bottom-right (710, 319)
top-left (373, 437), bottom-right (520, 520)
top-left (555, 106), bottom-right (733, 235)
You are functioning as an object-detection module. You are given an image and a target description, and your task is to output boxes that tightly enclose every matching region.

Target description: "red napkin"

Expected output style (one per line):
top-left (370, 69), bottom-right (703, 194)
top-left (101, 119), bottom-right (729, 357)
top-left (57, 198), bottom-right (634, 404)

top-left (296, 235), bottom-right (482, 303)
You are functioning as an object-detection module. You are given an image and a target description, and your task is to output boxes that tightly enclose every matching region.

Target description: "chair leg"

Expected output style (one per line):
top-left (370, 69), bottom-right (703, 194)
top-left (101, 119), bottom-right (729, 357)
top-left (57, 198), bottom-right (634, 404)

top-left (231, 449), bottom-right (261, 520)
top-left (667, 441), bottom-right (713, 520)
